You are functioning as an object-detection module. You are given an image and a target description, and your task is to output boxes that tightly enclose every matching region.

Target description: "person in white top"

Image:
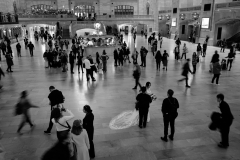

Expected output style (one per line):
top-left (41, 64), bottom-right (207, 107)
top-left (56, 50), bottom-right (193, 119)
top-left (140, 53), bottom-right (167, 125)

top-left (83, 56), bottom-right (96, 81)
top-left (52, 108), bottom-right (74, 142)
top-left (71, 120), bottom-right (90, 160)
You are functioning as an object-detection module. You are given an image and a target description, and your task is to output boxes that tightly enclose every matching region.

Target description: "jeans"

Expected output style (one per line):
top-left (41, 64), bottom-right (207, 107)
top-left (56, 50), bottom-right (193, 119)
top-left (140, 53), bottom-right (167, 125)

top-left (46, 110), bottom-right (54, 132)
top-left (134, 77), bottom-right (141, 89)
top-left (163, 114), bottom-right (177, 138)
top-left (212, 74), bottom-right (220, 84)
top-left (192, 64), bottom-right (196, 74)
top-left (139, 109), bottom-right (149, 127)
top-left (156, 61), bottom-right (161, 70)
top-left (227, 59), bottom-right (233, 70)
top-left (181, 53), bottom-right (186, 59)
top-left (86, 69), bottom-right (94, 80)
top-left (77, 63), bottom-right (84, 73)
top-left (17, 113), bottom-right (33, 132)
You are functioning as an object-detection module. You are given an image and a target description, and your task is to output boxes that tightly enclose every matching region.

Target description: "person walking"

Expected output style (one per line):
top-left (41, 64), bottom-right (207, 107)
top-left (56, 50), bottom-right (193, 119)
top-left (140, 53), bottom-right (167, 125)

top-left (136, 87), bottom-right (152, 128)
top-left (71, 120), bottom-right (90, 160)
top-left (220, 39), bottom-right (226, 52)
top-left (132, 62), bottom-right (141, 90)
top-left (175, 38), bottom-right (181, 48)
top-left (159, 37), bottom-right (163, 48)
top-left (225, 51), bottom-right (234, 71)
top-left (100, 50), bottom-right (109, 72)
top-left (178, 59), bottom-right (193, 88)
top-left (155, 50), bottom-right (162, 71)
top-left (96, 52), bottom-right (101, 69)
top-left (125, 47), bottom-right (131, 63)
top-left (196, 43), bottom-right (202, 57)
top-left (77, 51), bottom-right (84, 74)
top-left (131, 48), bottom-right (138, 64)
top-left (83, 105), bottom-right (95, 159)
top-left (44, 86), bottom-right (65, 135)
top-left (209, 50), bottom-right (220, 72)
top-left (192, 52), bottom-right (198, 74)
top-left (113, 49), bottom-right (119, 66)
top-left (5, 52), bottom-right (13, 72)
top-left (17, 91), bottom-right (39, 135)
top-left (83, 56), bottom-right (96, 81)
top-left (69, 51), bottom-right (76, 74)
top-left (181, 43), bottom-right (188, 59)
top-left (43, 50), bottom-right (49, 68)
top-left (52, 108), bottom-right (74, 142)
top-left (161, 89), bottom-right (179, 142)
top-left (162, 50), bottom-right (169, 71)
top-left (216, 94), bottom-right (234, 148)
top-left (16, 43), bottom-right (21, 57)
top-left (24, 37), bottom-right (28, 49)
top-left (28, 41), bottom-right (35, 57)
top-left (174, 46), bottom-right (180, 61)
top-left (211, 59), bottom-right (221, 85)
top-left (202, 41), bottom-right (207, 57)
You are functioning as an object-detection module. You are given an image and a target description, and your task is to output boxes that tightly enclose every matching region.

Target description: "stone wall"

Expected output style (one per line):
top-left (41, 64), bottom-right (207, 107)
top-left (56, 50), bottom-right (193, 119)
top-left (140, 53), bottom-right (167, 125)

top-left (0, 0), bottom-right (15, 13)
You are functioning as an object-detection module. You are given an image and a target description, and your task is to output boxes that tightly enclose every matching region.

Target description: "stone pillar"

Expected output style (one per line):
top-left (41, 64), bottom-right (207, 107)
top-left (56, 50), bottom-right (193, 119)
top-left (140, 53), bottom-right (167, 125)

top-left (57, 0), bottom-right (70, 10)
top-left (171, 0), bottom-right (180, 39)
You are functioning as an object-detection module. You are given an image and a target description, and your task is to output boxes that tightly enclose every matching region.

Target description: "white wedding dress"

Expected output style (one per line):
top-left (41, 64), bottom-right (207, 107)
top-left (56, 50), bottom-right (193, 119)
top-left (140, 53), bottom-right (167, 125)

top-left (109, 89), bottom-right (155, 130)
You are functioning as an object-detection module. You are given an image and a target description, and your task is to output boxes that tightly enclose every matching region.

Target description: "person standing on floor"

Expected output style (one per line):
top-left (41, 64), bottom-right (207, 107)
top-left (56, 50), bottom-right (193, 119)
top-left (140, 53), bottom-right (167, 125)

top-left (43, 50), bottom-right (49, 68)
top-left (71, 120), bottom-right (90, 160)
top-left (113, 49), bottom-right (119, 66)
top-left (174, 46), bottom-right (180, 61)
top-left (100, 50), bottom-right (109, 72)
top-left (159, 37), bottom-right (163, 48)
top-left (17, 90), bottom-right (39, 135)
top-left (136, 86), bottom-right (152, 128)
top-left (132, 62), bottom-right (141, 90)
top-left (131, 48), bottom-right (138, 64)
top-left (83, 56), bottom-right (96, 81)
top-left (95, 52), bottom-right (101, 69)
top-left (118, 48), bottom-right (124, 66)
top-left (202, 41), bottom-right (207, 57)
top-left (175, 38), bottom-right (181, 49)
top-left (0, 40), bottom-right (6, 56)
top-left (16, 43), bottom-right (21, 57)
top-left (196, 43), bottom-right (202, 57)
top-left (77, 51), bottom-right (84, 74)
top-left (83, 105), bottom-right (95, 159)
top-left (69, 51), bottom-right (76, 74)
top-left (192, 52), bottom-right (198, 74)
top-left (24, 37), bottom-right (28, 49)
top-left (155, 50), bottom-right (162, 71)
top-left (220, 39), bottom-right (226, 52)
top-left (28, 41), bottom-right (35, 57)
top-left (216, 94), bottom-right (234, 148)
top-left (212, 59), bottom-right (221, 85)
top-left (44, 86), bottom-right (65, 135)
top-left (52, 108), bottom-right (74, 142)
top-left (5, 52), bottom-right (13, 72)
top-left (178, 59), bottom-right (193, 88)
top-left (162, 50), bottom-right (169, 71)
top-left (181, 43), bottom-right (188, 59)
top-left (125, 47), bottom-right (131, 63)
top-left (161, 89), bottom-right (179, 142)
top-left (225, 51), bottom-right (234, 71)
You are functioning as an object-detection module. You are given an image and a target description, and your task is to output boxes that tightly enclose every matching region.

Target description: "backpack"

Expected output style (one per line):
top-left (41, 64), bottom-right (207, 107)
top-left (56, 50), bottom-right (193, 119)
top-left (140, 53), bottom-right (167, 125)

top-left (15, 103), bottom-right (22, 115)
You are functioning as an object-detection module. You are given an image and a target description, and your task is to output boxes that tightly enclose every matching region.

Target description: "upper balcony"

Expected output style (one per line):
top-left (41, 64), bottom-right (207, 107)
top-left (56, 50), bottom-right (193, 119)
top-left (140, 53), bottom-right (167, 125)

top-left (0, 13), bottom-right (19, 25)
top-left (96, 15), bottom-right (154, 21)
top-left (18, 14), bottom-right (76, 21)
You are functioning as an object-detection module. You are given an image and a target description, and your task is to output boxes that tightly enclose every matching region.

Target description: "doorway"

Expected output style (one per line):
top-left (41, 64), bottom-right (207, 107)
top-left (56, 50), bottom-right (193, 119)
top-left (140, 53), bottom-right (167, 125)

top-left (217, 27), bottom-right (222, 40)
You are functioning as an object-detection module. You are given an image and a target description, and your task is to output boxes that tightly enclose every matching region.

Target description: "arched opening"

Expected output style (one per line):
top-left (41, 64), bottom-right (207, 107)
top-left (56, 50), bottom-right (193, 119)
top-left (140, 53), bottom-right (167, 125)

top-left (146, 2), bottom-right (150, 15)
top-left (74, 5), bottom-right (95, 20)
top-left (31, 4), bottom-right (54, 14)
top-left (114, 5), bottom-right (134, 16)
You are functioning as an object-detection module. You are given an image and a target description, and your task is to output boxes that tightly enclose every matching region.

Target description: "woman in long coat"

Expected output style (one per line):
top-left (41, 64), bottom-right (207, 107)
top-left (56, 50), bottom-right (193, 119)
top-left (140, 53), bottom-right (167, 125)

top-left (100, 50), bottom-right (109, 72)
top-left (5, 52), bottom-right (13, 72)
top-left (83, 105), bottom-right (95, 159)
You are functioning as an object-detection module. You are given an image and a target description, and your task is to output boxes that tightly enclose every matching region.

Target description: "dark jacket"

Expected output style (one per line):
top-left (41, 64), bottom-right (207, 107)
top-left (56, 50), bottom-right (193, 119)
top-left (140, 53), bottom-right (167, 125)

top-left (69, 53), bottom-right (76, 64)
top-left (136, 93), bottom-right (152, 110)
top-left (155, 52), bottom-right (162, 62)
top-left (162, 97), bottom-right (179, 117)
top-left (48, 90), bottom-right (65, 109)
top-left (18, 98), bottom-right (38, 115)
top-left (114, 50), bottom-right (118, 59)
top-left (219, 101), bottom-right (234, 121)
top-left (212, 61), bottom-right (221, 74)
top-left (182, 62), bottom-right (192, 76)
top-left (83, 112), bottom-right (94, 140)
top-left (16, 43), bottom-right (21, 51)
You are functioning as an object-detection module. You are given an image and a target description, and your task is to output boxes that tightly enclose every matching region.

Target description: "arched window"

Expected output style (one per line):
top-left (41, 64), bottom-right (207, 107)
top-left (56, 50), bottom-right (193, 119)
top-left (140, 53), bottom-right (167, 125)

top-left (146, 2), bottom-right (150, 15)
top-left (74, 5), bottom-right (95, 18)
top-left (114, 5), bottom-right (134, 16)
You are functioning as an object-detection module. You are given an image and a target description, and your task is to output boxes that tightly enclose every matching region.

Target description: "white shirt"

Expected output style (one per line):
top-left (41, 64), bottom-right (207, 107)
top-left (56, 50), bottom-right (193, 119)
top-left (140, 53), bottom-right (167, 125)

top-left (52, 110), bottom-right (74, 131)
top-left (83, 58), bottom-right (91, 69)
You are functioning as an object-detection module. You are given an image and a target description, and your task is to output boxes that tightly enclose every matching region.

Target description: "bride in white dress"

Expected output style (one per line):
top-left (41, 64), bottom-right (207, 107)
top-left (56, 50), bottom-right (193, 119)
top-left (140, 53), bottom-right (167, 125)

top-left (109, 82), bottom-right (157, 130)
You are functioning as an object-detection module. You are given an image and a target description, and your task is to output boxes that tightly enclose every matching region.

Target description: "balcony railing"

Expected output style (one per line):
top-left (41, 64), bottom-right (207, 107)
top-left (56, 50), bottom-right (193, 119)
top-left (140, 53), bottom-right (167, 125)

top-left (0, 13), bottom-right (19, 24)
top-left (96, 15), bottom-right (154, 19)
top-left (18, 14), bottom-right (76, 19)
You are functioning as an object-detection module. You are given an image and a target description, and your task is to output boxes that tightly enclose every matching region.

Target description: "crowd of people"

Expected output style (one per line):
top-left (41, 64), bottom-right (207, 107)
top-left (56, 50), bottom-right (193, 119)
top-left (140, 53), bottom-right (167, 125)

top-left (0, 29), bottom-right (238, 160)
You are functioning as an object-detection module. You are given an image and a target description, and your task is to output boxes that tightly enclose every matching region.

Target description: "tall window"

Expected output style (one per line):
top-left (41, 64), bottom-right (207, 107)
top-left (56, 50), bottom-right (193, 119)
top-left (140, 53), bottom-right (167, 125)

top-left (114, 5), bottom-right (134, 16)
top-left (31, 4), bottom-right (53, 13)
top-left (74, 5), bottom-right (95, 18)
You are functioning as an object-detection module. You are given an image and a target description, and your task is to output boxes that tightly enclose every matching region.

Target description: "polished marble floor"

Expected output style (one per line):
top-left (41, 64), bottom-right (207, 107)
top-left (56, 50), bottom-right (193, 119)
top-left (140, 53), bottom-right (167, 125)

top-left (0, 32), bottom-right (240, 160)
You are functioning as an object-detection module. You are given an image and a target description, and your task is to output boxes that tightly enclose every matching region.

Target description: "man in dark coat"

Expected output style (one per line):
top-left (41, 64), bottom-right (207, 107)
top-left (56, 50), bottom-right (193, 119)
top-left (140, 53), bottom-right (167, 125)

top-left (161, 89), bottom-right (179, 142)
top-left (69, 51), bottom-right (76, 74)
top-left (178, 59), bottom-right (192, 88)
top-left (16, 43), bottom-right (21, 57)
top-left (44, 86), bottom-right (65, 135)
top-left (216, 94), bottom-right (234, 148)
top-left (28, 41), bottom-right (35, 57)
top-left (136, 87), bottom-right (152, 128)
top-left (113, 49), bottom-right (119, 66)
